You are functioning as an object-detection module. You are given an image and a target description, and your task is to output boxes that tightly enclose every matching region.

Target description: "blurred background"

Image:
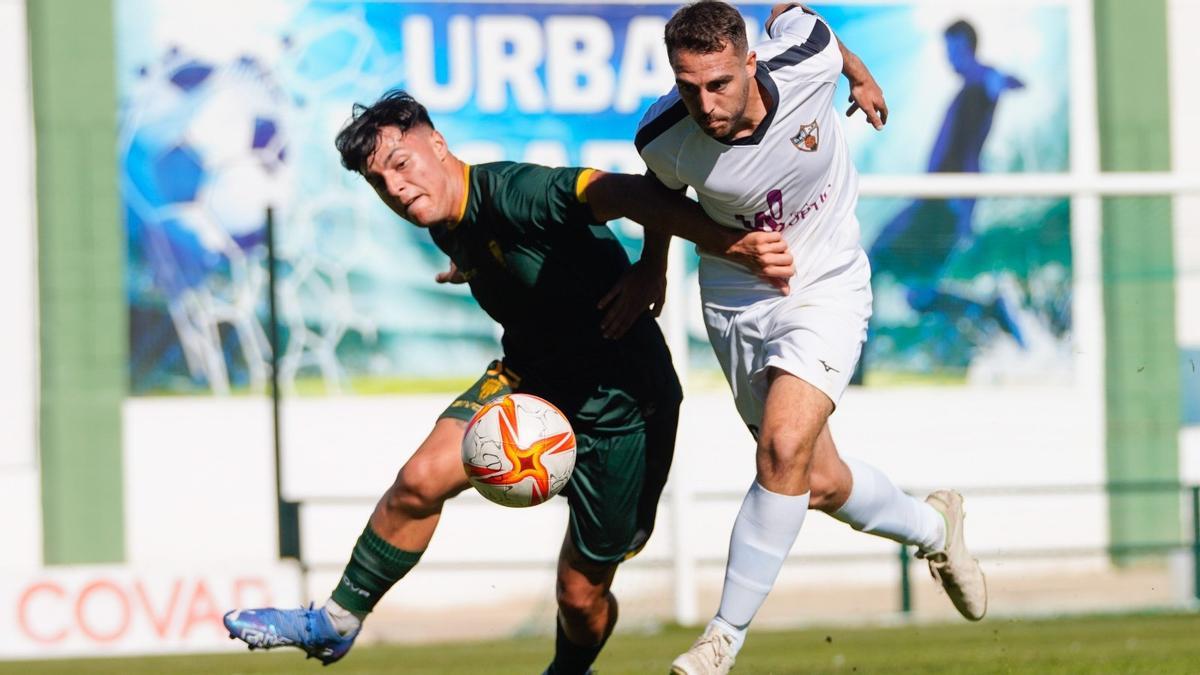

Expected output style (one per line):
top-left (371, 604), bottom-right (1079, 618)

top-left (1, 0), bottom-right (1198, 666)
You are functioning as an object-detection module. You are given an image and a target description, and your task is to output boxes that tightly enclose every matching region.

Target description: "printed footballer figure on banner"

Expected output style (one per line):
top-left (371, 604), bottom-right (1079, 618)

top-left (863, 19), bottom-right (1034, 381)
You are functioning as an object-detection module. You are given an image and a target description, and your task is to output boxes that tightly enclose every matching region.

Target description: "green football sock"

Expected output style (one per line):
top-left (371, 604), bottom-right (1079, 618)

top-left (546, 618), bottom-right (607, 675)
top-left (329, 524), bottom-right (423, 614)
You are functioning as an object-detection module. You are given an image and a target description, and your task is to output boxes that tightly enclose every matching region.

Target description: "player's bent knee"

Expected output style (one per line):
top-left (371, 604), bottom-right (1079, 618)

top-left (386, 460), bottom-right (453, 517)
top-left (381, 484), bottom-right (436, 519)
top-left (556, 583), bottom-right (600, 617)
top-left (556, 585), bottom-right (611, 644)
top-left (758, 429), bottom-right (815, 475)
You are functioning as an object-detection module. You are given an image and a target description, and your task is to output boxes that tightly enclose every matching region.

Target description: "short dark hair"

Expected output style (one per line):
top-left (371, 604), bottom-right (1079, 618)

top-left (945, 20), bottom-right (978, 53)
top-left (334, 89), bottom-right (434, 174)
top-left (664, 1), bottom-right (748, 58)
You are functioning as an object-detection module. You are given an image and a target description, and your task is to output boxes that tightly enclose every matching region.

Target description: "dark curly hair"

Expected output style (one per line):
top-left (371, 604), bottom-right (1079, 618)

top-left (664, 1), bottom-right (748, 58)
top-left (334, 89), bottom-right (435, 174)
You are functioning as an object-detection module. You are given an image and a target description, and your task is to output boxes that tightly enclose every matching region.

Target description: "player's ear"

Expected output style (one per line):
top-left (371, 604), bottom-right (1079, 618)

top-left (429, 128), bottom-right (448, 161)
top-left (745, 50), bottom-right (757, 75)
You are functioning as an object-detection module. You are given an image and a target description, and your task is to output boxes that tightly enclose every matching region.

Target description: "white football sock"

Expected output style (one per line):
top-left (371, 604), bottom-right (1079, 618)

top-left (708, 615), bottom-right (746, 653)
top-left (324, 598), bottom-right (364, 637)
top-left (831, 456), bottom-right (945, 553)
top-left (716, 482), bottom-right (809, 637)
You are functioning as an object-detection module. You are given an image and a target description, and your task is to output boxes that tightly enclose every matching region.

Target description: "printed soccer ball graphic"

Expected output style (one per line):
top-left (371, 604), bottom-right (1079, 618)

top-left (123, 48), bottom-right (293, 393)
top-left (461, 394), bottom-right (577, 508)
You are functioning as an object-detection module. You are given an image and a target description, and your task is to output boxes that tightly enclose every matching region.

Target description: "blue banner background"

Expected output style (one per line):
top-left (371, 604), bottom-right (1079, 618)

top-left (117, 1), bottom-right (1071, 393)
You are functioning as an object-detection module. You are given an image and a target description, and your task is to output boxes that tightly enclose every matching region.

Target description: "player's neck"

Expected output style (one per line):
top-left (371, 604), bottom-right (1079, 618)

top-left (728, 78), bottom-right (771, 141)
top-left (957, 61), bottom-right (987, 81)
top-left (445, 155), bottom-right (470, 227)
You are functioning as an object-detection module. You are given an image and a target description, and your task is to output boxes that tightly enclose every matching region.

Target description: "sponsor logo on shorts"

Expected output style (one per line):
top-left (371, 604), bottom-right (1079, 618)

top-left (479, 376), bottom-right (506, 401)
top-left (819, 360), bottom-right (840, 373)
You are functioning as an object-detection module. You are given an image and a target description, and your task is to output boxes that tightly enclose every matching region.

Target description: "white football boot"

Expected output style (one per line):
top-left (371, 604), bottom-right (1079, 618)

top-left (670, 624), bottom-right (737, 675)
top-left (921, 489), bottom-right (988, 621)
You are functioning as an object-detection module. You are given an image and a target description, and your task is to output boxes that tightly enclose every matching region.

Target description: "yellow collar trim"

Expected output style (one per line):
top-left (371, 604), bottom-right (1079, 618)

top-left (452, 163), bottom-right (471, 227)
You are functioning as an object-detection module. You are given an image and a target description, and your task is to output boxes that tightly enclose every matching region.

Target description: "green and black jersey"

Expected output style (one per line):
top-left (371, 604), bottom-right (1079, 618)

top-left (429, 161), bottom-right (680, 431)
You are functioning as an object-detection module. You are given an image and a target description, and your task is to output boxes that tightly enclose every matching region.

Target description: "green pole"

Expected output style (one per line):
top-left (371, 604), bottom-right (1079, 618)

top-left (266, 207), bottom-right (301, 560)
top-left (899, 543), bottom-right (912, 615)
top-left (1192, 485), bottom-right (1199, 602)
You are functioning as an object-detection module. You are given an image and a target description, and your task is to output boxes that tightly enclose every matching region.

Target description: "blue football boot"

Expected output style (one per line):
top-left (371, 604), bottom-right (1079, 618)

top-left (223, 604), bottom-right (358, 665)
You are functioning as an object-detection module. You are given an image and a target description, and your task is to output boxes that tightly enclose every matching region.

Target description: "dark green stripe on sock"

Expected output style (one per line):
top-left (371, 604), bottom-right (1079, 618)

top-left (330, 525), bottom-right (423, 613)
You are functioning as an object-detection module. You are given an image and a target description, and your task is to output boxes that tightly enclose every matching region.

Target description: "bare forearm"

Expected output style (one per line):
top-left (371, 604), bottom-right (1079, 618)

top-left (838, 35), bottom-right (888, 129)
top-left (839, 41), bottom-right (873, 85)
top-left (640, 229), bottom-right (671, 269)
top-left (588, 171), bottom-right (794, 291)
top-left (586, 172), bottom-right (734, 253)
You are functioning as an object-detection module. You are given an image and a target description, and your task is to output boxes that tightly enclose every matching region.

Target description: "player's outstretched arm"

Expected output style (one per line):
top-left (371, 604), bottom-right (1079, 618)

top-left (984, 67), bottom-right (1026, 100)
top-left (765, 4), bottom-right (887, 130)
top-left (584, 171), bottom-right (794, 289)
top-left (840, 44), bottom-right (888, 130)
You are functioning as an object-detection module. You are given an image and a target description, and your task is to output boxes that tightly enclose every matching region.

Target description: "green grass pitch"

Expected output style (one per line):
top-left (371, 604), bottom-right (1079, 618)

top-left (3, 612), bottom-right (1198, 674)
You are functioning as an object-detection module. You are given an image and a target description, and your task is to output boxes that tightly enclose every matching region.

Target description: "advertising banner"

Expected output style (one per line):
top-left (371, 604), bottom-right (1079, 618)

top-left (118, 1), bottom-right (1071, 393)
top-left (0, 564), bottom-right (301, 659)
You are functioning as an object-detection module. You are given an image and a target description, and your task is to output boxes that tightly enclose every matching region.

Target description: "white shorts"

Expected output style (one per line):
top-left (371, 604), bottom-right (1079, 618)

top-left (702, 251), bottom-right (872, 432)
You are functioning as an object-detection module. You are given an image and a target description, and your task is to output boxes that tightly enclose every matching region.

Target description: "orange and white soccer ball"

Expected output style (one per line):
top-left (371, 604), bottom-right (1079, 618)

top-left (461, 393), bottom-right (577, 507)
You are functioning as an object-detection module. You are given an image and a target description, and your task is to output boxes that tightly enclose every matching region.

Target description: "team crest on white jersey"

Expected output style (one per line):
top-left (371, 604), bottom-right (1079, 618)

top-left (791, 120), bottom-right (819, 152)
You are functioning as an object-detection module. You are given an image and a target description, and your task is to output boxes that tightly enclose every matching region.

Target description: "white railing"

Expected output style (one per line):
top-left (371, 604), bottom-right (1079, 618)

top-left (858, 172), bottom-right (1200, 198)
top-left (659, 171), bottom-right (1200, 624)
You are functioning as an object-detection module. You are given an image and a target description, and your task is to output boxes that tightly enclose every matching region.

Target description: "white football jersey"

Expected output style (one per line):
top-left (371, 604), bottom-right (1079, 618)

top-left (637, 8), bottom-right (864, 307)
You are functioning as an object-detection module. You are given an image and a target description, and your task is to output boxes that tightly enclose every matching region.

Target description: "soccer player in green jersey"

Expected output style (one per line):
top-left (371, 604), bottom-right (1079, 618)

top-left (224, 90), bottom-right (794, 674)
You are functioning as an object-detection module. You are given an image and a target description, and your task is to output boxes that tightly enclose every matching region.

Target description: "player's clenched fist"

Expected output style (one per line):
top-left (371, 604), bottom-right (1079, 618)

top-left (715, 230), bottom-right (794, 294)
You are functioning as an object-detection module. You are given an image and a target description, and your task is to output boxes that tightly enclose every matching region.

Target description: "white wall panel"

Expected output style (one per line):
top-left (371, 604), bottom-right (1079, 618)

top-left (1170, 0), bottom-right (1200, 346)
top-left (123, 399), bottom-right (277, 564)
top-left (0, 0), bottom-right (42, 571)
top-left (0, 0), bottom-right (38, 469)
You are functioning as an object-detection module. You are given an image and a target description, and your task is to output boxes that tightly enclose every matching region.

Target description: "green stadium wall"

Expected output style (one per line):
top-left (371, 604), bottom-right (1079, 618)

top-left (1094, 0), bottom-right (1182, 558)
top-left (28, 0), bottom-right (126, 565)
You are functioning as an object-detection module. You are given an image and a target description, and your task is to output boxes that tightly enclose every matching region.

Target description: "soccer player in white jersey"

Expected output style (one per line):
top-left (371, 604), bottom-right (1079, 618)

top-left (635, 3), bottom-right (988, 673)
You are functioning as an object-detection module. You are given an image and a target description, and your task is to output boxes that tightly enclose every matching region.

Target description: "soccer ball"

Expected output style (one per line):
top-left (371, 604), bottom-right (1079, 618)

top-left (461, 394), bottom-right (577, 508)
